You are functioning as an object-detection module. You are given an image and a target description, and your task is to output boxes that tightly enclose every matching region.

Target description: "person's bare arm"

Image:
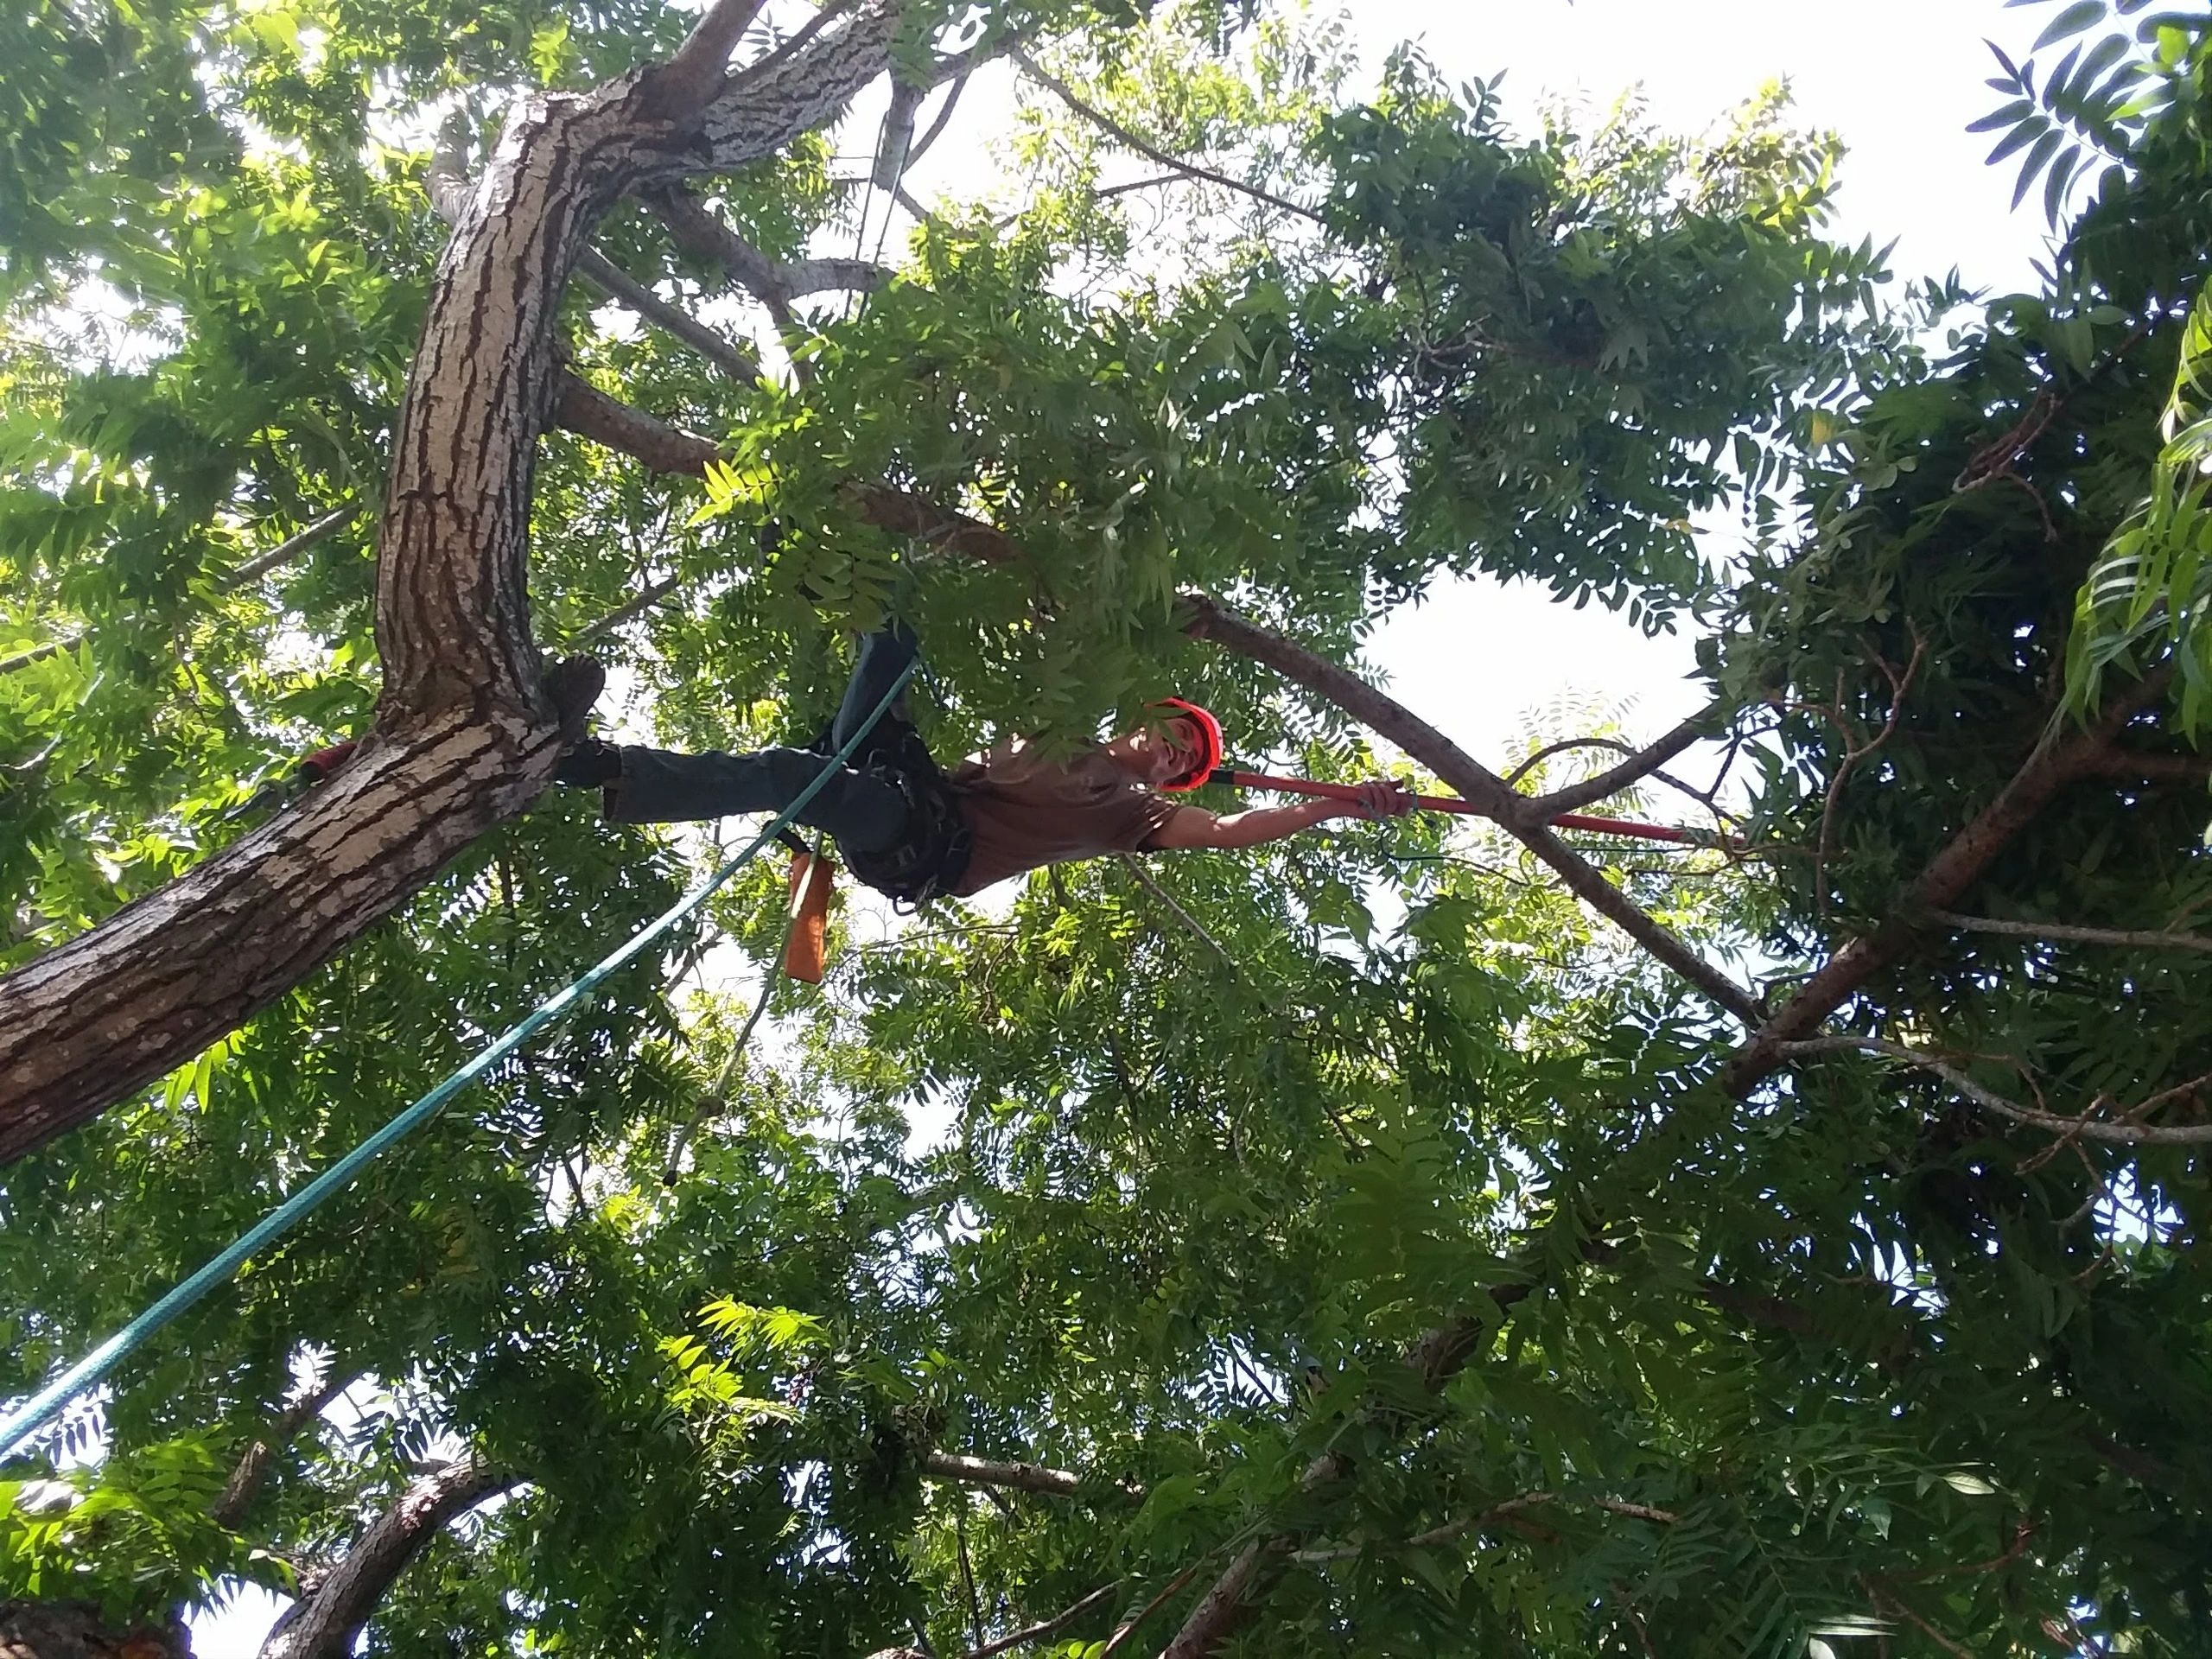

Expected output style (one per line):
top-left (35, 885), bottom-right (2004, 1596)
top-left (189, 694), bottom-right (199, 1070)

top-left (1147, 780), bottom-right (1415, 851)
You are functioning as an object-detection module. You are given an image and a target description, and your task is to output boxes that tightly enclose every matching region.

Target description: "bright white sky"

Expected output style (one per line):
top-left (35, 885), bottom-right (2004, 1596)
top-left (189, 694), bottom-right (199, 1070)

top-left (188, 3), bottom-right (2063, 1651)
top-left (1344, 0), bottom-right (2059, 772)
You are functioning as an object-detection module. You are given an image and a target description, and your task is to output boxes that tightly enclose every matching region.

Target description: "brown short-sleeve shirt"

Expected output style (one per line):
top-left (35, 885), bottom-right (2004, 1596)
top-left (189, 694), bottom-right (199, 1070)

top-left (942, 741), bottom-right (1184, 896)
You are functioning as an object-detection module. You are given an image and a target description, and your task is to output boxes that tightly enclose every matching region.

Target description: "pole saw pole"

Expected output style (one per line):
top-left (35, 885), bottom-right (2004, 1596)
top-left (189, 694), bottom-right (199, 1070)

top-left (1208, 768), bottom-right (1725, 849)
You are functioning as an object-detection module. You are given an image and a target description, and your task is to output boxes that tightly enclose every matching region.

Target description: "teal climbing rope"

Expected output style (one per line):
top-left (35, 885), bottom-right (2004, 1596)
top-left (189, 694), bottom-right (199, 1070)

top-left (0, 660), bottom-right (917, 1460)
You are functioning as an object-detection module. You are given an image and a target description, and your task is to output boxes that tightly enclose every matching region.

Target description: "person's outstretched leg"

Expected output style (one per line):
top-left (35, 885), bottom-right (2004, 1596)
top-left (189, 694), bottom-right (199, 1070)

top-left (597, 747), bottom-right (909, 855)
top-left (829, 620), bottom-right (920, 758)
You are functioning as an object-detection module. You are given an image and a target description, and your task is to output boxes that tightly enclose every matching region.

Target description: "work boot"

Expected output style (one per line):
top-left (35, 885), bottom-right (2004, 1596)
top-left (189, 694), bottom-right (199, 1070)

top-left (542, 653), bottom-right (607, 744)
top-left (554, 737), bottom-right (622, 788)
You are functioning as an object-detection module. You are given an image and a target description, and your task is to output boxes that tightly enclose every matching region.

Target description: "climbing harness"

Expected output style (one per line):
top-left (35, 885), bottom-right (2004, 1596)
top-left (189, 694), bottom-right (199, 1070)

top-left (0, 659), bottom-right (918, 1463)
top-left (799, 704), bottom-right (971, 910)
top-left (841, 756), bottom-right (972, 907)
top-left (1205, 766), bottom-right (1732, 849)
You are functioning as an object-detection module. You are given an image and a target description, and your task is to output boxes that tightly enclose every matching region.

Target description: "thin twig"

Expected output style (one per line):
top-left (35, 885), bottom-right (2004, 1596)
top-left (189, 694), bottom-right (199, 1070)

top-left (1505, 735), bottom-right (1637, 791)
top-left (1778, 1035), bottom-right (2212, 1145)
top-left (1103, 1558), bottom-right (1210, 1656)
top-left (1813, 626), bottom-right (1928, 917)
top-left (1863, 1578), bottom-right (1975, 1659)
top-left (1526, 704), bottom-right (1722, 812)
top-left (1093, 172), bottom-right (1188, 200)
top-left (1930, 910), bottom-right (2212, 955)
top-left (954, 1493), bottom-right (985, 1652)
top-left (1116, 855), bottom-right (1241, 979)
top-left (570, 575), bottom-right (683, 650)
top-left (3, 507), bottom-right (357, 677)
top-left (966, 1582), bottom-right (1121, 1659)
top-left (1010, 48), bottom-right (1326, 227)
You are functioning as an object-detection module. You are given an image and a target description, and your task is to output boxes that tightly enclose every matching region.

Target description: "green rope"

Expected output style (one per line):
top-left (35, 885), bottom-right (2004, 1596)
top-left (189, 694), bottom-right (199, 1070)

top-left (0, 661), bottom-right (916, 1461)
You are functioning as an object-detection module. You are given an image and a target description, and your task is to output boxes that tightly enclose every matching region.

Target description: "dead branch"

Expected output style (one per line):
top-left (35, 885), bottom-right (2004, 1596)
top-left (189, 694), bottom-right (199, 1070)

top-left (212, 1363), bottom-right (356, 1531)
top-left (1930, 910), bottom-right (2212, 955)
top-left (920, 1449), bottom-right (1141, 1503)
top-left (575, 249), bottom-right (761, 383)
top-left (1526, 703), bottom-right (1725, 812)
top-left (1777, 1035), bottom-right (2212, 1145)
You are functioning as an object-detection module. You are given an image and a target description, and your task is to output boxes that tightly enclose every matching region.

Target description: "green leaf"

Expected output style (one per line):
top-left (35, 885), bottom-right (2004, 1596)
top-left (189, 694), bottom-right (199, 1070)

top-left (2033, 1), bottom-right (2109, 52)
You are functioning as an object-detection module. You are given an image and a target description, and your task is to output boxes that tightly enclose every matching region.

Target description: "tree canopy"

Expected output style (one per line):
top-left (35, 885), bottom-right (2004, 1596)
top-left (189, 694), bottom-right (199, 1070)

top-left (3, 2), bottom-right (2210, 1656)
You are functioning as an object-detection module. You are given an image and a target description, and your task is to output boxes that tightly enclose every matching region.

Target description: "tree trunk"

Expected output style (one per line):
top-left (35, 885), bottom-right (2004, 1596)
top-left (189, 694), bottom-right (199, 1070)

top-left (0, 1602), bottom-right (190, 1659)
top-left (0, 3), bottom-right (900, 1163)
top-left (257, 1461), bottom-right (516, 1659)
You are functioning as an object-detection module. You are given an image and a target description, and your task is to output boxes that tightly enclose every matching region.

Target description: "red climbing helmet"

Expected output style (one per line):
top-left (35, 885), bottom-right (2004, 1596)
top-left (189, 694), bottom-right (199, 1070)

top-left (1154, 697), bottom-right (1224, 791)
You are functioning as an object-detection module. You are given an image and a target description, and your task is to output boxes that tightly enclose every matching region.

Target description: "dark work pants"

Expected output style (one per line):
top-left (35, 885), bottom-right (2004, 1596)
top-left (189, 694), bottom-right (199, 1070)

top-left (604, 626), bottom-right (920, 855)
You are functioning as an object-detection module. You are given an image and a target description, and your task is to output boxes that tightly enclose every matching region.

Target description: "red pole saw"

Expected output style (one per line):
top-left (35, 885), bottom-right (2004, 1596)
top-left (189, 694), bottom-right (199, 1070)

top-left (1205, 767), bottom-right (1727, 849)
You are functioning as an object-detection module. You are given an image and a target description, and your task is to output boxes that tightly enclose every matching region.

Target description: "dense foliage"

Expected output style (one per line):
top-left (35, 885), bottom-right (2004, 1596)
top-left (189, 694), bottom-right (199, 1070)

top-left (3, 2), bottom-right (2210, 1656)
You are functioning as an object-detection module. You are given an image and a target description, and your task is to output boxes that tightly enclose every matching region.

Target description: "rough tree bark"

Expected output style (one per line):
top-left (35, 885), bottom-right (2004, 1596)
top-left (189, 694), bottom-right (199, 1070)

top-left (0, 2), bottom-right (906, 1164)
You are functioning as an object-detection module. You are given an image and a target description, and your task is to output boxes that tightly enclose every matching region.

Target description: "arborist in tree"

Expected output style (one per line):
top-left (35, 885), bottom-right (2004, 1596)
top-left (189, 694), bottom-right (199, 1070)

top-left (553, 624), bottom-right (1415, 904)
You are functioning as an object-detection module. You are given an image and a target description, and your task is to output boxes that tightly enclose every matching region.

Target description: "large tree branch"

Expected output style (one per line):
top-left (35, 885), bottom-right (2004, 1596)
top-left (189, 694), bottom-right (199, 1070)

top-left (546, 381), bottom-right (1026, 575)
top-left (384, 0), bottom-right (898, 714)
top-left (1723, 673), bottom-right (2175, 1096)
top-left (642, 181), bottom-right (891, 378)
top-left (1160, 1542), bottom-right (1278, 1659)
top-left (0, 1601), bottom-right (189, 1658)
top-left (0, 4), bottom-right (906, 1153)
top-left (555, 375), bottom-right (727, 474)
top-left (543, 396), bottom-right (1755, 1036)
top-left (2085, 746), bottom-right (2212, 782)
top-left (259, 1459), bottom-right (518, 1659)
top-left (1181, 594), bottom-right (1761, 1026)
top-left (643, 0), bottom-right (771, 118)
